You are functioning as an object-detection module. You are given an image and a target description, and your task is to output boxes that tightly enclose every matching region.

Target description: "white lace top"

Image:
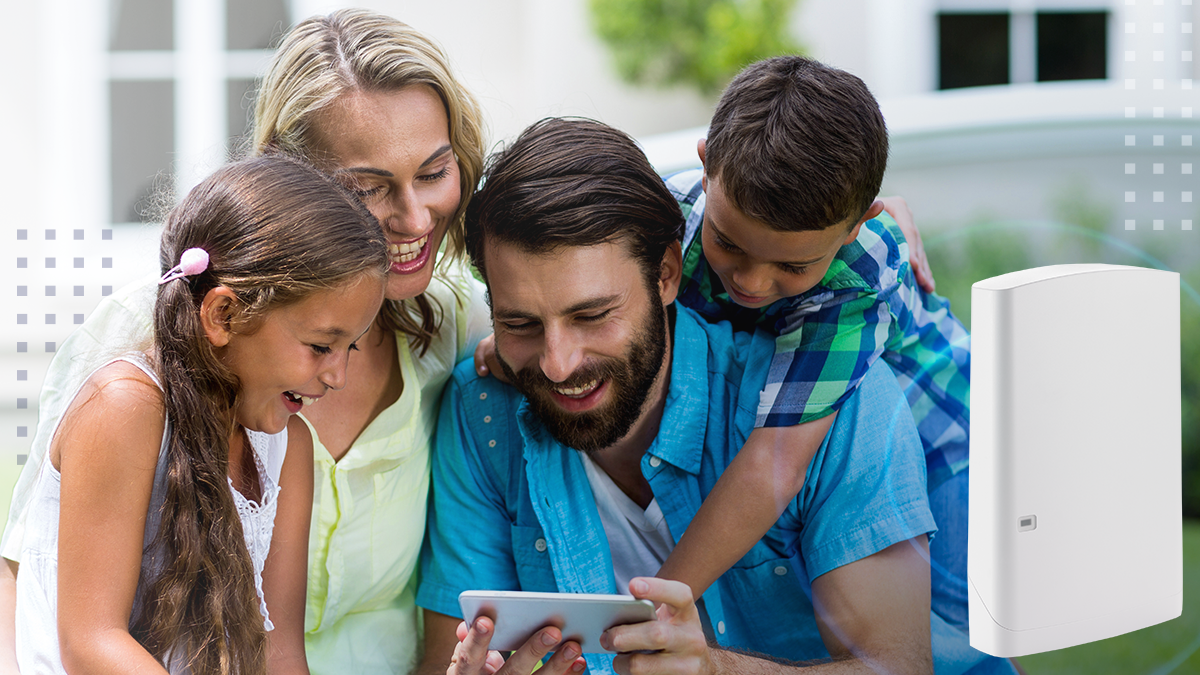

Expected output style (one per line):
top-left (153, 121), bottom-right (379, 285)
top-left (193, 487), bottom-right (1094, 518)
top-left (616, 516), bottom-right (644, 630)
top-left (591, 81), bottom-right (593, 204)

top-left (14, 354), bottom-right (287, 674)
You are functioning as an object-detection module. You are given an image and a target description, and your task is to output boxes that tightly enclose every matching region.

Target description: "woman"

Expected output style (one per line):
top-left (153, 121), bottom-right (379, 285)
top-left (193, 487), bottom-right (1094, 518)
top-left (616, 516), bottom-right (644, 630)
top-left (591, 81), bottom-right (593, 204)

top-left (2, 10), bottom-right (490, 675)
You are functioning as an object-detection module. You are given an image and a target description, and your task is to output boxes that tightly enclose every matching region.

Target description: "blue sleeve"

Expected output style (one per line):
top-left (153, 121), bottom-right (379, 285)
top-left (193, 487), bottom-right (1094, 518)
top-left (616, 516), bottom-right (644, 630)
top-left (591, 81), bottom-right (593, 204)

top-left (417, 364), bottom-right (523, 618)
top-left (794, 359), bottom-right (936, 580)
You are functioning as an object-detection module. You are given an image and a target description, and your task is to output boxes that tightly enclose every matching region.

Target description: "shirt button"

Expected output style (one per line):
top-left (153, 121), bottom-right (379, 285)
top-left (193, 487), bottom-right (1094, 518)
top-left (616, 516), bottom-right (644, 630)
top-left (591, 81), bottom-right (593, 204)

top-left (717, 621), bottom-right (726, 634)
top-left (488, 440), bottom-right (497, 448)
top-left (535, 538), bottom-right (547, 552)
top-left (774, 566), bottom-right (788, 576)
top-left (649, 456), bottom-right (662, 468)
top-left (480, 392), bottom-right (488, 400)
top-left (484, 415), bottom-right (492, 423)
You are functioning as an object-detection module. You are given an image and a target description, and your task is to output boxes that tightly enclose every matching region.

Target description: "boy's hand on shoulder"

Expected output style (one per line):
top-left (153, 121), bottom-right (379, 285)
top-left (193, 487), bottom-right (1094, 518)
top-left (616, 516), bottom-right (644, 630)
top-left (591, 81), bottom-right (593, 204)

top-left (474, 334), bottom-right (509, 383)
top-left (880, 196), bottom-right (935, 293)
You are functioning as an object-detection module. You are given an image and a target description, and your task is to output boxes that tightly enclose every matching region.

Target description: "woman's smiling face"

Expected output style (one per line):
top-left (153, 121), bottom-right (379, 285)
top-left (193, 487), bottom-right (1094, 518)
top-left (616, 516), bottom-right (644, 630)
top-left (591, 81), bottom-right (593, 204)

top-left (312, 85), bottom-right (461, 302)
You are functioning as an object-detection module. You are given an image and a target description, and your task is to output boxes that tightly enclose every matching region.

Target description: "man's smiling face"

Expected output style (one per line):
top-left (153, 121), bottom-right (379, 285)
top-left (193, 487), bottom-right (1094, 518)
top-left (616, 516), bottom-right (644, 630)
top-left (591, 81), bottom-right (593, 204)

top-left (486, 239), bottom-right (669, 453)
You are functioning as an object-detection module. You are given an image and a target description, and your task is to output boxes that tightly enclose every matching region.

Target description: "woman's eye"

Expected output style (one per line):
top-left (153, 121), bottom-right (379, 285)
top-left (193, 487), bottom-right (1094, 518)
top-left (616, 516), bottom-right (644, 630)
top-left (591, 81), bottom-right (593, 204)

top-left (354, 185), bottom-right (385, 198)
top-left (418, 166), bottom-right (452, 183)
top-left (349, 342), bottom-right (361, 352)
top-left (310, 344), bottom-right (333, 355)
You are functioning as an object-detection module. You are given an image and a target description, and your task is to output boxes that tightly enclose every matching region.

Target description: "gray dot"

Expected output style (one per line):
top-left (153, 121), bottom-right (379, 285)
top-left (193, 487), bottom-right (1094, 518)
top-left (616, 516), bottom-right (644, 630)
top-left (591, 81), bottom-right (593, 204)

top-left (45, 285), bottom-right (55, 297)
top-left (45, 314), bottom-right (55, 324)
top-left (74, 258), bottom-right (83, 268)
top-left (45, 342), bottom-right (55, 353)
top-left (17, 258), bottom-right (26, 268)
top-left (103, 286), bottom-right (112, 296)
top-left (17, 398), bottom-right (27, 409)
top-left (17, 342), bottom-right (26, 353)
top-left (74, 314), bottom-right (84, 324)
top-left (74, 285), bottom-right (83, 296)
top-left (16, 314), bottom-right (26, 325)
top-left (103, 229), bottom-right (113, 240)
top-left (17, 427), bottom-right (26, 438)
top-left (45, 229), bottom-right (55, 240)
top-left (45, 257), bottom-right (55, 268)
top-left (17, 371), bottom-right (27, 381)
top-left (102, 257), bottom-right (112, 268)
top-left (16, 286), bottom-right (26, 296)
top-left (74, 229), bottom-right (84, 240)
top-left (16, 455), bottom-right (26, 466)
top-left (17, 230), bottom-right (26, 240)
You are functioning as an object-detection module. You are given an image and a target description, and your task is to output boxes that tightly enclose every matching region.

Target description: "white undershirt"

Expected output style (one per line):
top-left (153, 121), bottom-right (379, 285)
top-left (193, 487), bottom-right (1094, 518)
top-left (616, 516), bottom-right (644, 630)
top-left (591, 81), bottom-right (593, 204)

top-left (580, 453), bottom-right (675, 594)
top-left (579, 454), bottom-right (716, 639)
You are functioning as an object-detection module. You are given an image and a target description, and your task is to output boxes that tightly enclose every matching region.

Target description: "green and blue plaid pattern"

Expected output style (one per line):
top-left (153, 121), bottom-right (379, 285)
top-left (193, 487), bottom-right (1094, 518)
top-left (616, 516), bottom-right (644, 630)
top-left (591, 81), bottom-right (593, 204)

top-left (664, 169), bottom-right (971, 488)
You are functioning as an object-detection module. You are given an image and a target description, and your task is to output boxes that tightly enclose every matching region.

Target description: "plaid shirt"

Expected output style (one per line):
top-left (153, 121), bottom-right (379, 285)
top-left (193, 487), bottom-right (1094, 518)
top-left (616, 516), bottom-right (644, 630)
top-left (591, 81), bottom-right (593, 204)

top-left (664, 169), bottom-right (971, 488)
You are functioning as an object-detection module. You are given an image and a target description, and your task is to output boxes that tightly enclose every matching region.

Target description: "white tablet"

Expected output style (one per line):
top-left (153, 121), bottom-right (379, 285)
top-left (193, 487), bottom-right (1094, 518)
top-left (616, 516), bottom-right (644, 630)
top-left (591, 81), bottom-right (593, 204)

top-left (458, 590), bottom-right (656, 653)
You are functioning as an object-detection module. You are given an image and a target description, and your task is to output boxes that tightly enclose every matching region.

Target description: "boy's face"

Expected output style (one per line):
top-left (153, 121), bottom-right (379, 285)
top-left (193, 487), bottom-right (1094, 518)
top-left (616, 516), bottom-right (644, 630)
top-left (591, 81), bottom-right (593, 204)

top-left (701, 173), bottom-right (864, 308)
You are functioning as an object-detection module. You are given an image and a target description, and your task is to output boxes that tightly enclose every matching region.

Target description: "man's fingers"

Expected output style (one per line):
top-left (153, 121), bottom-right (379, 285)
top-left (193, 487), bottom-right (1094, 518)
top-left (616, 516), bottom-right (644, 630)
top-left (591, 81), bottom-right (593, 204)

top-left (450, 617), bottom-right (495, 674)
top-left (498, 627), bottom-right (566, 674)
top-left (629, 576), bottom-right (695, 616)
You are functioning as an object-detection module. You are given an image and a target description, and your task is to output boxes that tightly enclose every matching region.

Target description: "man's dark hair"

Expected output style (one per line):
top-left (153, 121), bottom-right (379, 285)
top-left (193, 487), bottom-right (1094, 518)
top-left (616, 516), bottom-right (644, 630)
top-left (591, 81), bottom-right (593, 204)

top-left (465, 117), bottom-right (684, 285)
top-left (704, 56), bottom-right (888, 232)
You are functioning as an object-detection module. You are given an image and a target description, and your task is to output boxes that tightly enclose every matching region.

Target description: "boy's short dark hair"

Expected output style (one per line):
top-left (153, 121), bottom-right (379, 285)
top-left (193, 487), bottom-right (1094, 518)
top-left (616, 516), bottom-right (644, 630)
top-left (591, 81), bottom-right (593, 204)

top-left (705, 56), bottom-right (888, 232)
top-left (465, 117), bottom-right (684, 286)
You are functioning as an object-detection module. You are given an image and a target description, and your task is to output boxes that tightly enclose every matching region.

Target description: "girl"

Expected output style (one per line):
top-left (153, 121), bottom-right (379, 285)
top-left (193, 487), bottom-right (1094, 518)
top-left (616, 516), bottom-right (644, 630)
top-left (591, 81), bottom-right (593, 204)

top-left (15, 156), bottom-right (388, 675)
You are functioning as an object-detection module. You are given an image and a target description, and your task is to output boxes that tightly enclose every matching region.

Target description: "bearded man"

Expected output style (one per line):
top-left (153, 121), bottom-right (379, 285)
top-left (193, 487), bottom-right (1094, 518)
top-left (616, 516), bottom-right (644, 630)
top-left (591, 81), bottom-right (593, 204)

top-left (414, 119), bottom-right (989, 675)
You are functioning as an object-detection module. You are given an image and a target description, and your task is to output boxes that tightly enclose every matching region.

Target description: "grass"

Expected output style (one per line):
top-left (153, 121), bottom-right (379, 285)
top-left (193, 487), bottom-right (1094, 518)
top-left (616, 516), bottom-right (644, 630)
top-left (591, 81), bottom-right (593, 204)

top-left (1016, 520), bottom-right (1200, 674)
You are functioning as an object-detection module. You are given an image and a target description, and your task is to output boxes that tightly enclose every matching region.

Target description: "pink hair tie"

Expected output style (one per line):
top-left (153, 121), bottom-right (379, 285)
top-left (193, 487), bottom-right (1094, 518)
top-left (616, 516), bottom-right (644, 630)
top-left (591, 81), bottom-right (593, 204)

top-left (158, 247), bottom-right (210, 285)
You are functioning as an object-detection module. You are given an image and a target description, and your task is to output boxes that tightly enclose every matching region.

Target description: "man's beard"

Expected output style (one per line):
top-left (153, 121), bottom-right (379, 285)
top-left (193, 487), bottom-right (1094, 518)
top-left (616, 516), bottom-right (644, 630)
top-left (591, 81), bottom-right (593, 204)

top-left (496, 292), bottom-right (668, 453)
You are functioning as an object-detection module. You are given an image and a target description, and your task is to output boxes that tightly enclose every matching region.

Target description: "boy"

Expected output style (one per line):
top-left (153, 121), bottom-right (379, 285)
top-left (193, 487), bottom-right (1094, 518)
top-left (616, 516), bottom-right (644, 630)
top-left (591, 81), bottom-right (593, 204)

top-left (656, 56), bottom-right (972, 630)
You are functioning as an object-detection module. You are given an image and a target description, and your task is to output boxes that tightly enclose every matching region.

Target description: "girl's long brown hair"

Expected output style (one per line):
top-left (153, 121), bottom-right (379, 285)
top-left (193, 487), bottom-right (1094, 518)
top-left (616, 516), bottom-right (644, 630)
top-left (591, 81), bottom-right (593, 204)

top-left (132, 155), bottom-right (388, 674)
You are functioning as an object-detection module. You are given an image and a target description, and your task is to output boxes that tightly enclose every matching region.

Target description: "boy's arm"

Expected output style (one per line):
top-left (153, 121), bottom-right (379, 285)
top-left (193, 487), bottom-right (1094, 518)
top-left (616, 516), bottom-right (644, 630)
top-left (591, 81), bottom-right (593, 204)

top-left (657, 417), bottom-right (835, 599)
top-left (263, 417), bottom-right (315, 675)
top-left (880, 196), bottom-right (935, 293)
top-left (603, 568), bottom-right (931, 675)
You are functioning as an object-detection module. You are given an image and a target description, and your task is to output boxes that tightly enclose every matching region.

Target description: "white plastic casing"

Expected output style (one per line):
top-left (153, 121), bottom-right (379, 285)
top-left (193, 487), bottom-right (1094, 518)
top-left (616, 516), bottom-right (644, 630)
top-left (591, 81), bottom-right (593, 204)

top-left (969, 264), bottom-right (1182, 657)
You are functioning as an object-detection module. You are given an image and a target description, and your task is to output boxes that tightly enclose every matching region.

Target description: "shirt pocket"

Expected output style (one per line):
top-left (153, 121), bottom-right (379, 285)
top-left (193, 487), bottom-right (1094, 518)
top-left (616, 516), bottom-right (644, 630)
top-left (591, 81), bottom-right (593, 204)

top-left (717, 556), bottom-right (828, 662)
top-left (510, 524), bottom-right (557, 592)
top-left (368, 458), bottom-right (430, 600)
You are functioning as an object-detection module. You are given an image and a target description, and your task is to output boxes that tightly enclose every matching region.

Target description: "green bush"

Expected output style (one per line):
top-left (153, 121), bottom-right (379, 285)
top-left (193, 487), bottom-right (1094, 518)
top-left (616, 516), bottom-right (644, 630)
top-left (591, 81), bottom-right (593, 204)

top-left (589, 0), bottom-right (803, 95)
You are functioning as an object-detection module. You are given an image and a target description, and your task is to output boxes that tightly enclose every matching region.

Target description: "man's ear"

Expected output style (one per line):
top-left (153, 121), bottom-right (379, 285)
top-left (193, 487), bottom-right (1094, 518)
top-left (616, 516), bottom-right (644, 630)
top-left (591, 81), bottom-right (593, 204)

top-left (657, 241), bottom-right (683, 307)
top-left (199, 286), bottom-right (239, 348)
top-left (844, 199), bottom-right (885, 246)
top-left (697, 138), bottom-right (708, 192)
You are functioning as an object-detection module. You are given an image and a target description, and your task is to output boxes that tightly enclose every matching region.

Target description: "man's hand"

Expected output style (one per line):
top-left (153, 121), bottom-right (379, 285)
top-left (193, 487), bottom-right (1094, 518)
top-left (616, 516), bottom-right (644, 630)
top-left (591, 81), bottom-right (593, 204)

top-left (446, 616), bottom-right (586, 675)
top-left (601, 578), bottom-right (712, 675)
top-left (880, 196), bottom-right (935, 293)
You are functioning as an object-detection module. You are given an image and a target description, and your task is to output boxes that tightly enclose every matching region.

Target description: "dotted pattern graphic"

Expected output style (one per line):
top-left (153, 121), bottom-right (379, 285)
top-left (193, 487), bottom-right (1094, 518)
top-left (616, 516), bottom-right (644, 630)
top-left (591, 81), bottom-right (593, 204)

top-left (1123, 0), bottom-right (1198, 231)
top-left (11, 227), bottom-right (118, 464)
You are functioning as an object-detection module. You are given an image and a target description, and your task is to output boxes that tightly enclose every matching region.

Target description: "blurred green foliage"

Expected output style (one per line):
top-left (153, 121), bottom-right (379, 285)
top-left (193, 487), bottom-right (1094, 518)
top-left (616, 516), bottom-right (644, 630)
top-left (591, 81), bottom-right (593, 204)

top-left (588, 0), bottom-right (803, 95)
top-left (925, 182), bottom-right (1200, 517)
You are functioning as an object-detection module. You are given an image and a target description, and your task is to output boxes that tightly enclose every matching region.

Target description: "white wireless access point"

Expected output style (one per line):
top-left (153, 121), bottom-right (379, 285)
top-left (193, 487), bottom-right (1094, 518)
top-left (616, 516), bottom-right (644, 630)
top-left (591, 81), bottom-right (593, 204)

top-left (968, 264), bottom-right (1182, 657)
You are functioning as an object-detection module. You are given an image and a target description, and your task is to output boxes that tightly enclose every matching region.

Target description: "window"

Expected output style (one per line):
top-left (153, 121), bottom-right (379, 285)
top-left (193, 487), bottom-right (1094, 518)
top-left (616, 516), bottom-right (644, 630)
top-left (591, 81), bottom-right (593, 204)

top-left (938, 9), bottom-right (1109, 90)
top-left (108, 0), bottom-right (288, 224)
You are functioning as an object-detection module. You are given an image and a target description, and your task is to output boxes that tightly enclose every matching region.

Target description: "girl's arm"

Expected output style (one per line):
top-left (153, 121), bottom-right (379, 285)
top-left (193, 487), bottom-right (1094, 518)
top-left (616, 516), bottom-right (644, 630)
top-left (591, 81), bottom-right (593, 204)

top-left (263, 416), bottom-right (315, 675)
top-left (1, 558), bottom-right (17, 674)
top-left (55, 363), bottom-right (170, 674)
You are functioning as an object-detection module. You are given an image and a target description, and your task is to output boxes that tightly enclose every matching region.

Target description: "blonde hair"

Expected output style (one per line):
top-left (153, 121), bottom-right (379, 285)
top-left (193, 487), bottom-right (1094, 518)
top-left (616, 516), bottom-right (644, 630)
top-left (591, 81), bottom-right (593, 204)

top-left (252, 9), bottom-right (486, 352)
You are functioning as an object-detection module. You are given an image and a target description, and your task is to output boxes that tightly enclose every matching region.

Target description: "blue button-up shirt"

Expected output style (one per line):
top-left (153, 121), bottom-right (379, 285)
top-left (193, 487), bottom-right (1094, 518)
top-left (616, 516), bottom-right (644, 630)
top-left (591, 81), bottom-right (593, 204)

top-left (418, 305), bottom-right (1008, 674)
